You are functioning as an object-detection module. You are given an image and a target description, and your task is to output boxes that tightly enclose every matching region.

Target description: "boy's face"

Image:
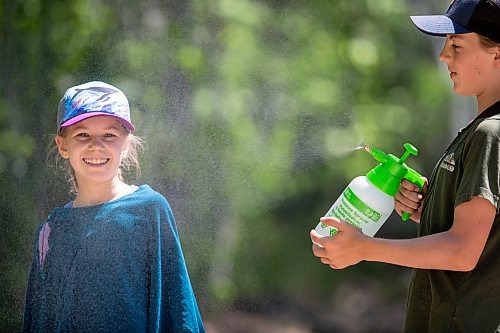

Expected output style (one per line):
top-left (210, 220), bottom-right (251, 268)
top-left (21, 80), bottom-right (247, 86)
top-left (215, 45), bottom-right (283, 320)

top-left (439, 33), bottom-right (500, 97)
top-left (55, 116), bottom-right (131, 188)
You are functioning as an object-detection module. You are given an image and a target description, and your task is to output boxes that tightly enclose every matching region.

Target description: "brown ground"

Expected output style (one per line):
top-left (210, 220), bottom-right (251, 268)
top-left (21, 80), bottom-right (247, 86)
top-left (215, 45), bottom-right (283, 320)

top-left (202, 282), bottom-right (407, 333)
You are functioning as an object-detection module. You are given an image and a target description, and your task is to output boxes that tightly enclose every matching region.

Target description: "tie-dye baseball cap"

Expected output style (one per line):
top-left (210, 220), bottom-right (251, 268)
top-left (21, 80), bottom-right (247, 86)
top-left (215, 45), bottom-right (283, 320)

top-left (57, 81), bottom-right (135, 132)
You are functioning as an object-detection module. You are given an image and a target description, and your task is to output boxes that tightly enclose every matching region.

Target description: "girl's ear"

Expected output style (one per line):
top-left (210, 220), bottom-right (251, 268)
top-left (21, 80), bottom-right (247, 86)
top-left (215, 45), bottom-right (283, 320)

top-left (55, 135), bottom-right (69, 159)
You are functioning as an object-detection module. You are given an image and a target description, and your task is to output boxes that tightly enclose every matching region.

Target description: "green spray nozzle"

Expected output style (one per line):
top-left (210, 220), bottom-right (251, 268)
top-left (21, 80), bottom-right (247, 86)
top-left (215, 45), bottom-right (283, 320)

top-left (364, 143), bottom-right (426, 221)
top-left (364, 146), bottom-right (387, 163)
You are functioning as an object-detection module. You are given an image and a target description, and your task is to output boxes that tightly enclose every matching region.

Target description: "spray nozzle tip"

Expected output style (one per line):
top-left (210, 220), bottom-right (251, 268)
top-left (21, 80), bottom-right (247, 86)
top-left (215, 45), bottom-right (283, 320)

top-left (364, 145), bottom-right (387, 163)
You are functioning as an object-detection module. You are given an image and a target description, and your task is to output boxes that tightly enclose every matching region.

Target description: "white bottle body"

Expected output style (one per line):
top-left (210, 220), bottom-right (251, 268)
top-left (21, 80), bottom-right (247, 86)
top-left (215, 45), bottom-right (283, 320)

top-left (315, 176), bottom-right (394, 237)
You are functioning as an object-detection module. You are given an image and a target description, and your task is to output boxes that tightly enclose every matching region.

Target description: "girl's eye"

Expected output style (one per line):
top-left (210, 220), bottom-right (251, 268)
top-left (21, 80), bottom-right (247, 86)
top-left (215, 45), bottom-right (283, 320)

top-left (104, 133), bottom-right (117, 138)
top-left (75, 133), bottom-right (89, 139)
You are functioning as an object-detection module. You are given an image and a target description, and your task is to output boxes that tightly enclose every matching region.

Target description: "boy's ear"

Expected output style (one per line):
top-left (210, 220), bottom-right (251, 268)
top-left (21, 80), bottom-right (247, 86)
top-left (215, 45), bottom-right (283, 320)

top-left (494, 46), bottom-right (500, 62)
top-left (55, 136), bottom-right (69, 159)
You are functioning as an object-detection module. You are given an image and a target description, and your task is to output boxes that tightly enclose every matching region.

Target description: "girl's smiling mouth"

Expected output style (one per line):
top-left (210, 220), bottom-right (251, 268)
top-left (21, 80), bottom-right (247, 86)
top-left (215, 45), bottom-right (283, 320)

top-left (83, 158), bottom-right (110, 165)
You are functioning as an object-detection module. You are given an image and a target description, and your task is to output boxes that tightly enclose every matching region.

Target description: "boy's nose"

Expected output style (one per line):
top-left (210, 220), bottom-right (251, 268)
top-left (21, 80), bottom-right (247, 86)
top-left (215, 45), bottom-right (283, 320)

top-left (439, 44), bottom-right (452, 64)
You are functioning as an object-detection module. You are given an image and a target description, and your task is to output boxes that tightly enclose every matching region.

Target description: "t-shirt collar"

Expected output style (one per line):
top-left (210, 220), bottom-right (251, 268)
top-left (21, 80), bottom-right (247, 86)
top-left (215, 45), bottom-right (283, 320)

top-left (476, 100), bottom-right (500, 120)
top-left (460, 100), bottom-right (500, 133)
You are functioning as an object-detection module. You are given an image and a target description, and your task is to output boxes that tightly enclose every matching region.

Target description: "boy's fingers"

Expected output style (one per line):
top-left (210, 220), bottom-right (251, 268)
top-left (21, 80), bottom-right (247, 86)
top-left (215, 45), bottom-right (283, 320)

top-left (310, 230), bottom-right (329, 249)
top-left (319, 217), bottom-right (362, 233)
top-left (319, 216), bottom-right (344, 229)
top-left (400, 185), bottom-right (423, 201)
top-left (400, 179), bottom-right (420, 192)
top-left (312, 243), bottom-right (325, 257)
top-left (395, 191), bottom-right (421, 210)
top-left (421, 177), bottom-right (429, 194)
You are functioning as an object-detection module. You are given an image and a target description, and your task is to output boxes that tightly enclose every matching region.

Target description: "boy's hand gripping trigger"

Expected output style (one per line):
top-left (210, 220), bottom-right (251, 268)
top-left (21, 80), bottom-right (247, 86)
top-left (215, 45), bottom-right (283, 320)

top-left (401, 168), bottom-right (426, 221)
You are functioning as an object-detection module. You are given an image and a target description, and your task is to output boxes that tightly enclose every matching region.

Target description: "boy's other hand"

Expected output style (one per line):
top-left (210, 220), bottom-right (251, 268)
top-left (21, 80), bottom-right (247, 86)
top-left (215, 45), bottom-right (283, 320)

top-left (310, 217), bottom-right (367, 269)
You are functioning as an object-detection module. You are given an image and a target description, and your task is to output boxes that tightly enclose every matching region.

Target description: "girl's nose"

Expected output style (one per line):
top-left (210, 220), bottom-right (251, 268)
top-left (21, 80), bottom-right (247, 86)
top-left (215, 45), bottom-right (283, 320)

top-left (88, 137), bottom-right (105, 150)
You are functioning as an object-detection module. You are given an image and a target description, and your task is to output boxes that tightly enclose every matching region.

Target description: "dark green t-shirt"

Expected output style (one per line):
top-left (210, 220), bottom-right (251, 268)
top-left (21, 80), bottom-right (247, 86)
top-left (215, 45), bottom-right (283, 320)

top-left (404, 101), bottom-right (500, 333)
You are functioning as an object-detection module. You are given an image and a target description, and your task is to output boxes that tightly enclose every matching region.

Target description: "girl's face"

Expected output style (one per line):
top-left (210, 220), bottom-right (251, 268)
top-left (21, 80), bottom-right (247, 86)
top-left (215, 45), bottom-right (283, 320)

top-left (55, 116), bottom-right (131, 188)
top-left (439, 33), bottom-right (499, 97)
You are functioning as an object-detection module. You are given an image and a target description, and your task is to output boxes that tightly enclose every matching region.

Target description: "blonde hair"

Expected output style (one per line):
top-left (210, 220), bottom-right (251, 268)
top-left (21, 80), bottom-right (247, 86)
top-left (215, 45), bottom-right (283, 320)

top-left (49, 126), bottom-right (144, 194)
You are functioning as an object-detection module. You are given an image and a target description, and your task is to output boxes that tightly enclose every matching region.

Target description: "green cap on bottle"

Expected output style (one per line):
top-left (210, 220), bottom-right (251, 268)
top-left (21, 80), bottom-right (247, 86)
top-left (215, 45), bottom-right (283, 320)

top-left (365, 143), bottom-right (419, 196)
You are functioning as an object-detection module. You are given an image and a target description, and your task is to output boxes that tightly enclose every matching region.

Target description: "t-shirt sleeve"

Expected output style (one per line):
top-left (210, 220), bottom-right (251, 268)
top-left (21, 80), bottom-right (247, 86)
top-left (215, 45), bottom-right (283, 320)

top-left (456, 119), bottom-right (500, 212)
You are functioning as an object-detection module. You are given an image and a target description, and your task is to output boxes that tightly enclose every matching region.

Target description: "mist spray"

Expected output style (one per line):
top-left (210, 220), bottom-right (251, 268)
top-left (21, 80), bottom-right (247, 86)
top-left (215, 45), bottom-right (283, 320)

top-left (315, 143), bottom-right (426, 237)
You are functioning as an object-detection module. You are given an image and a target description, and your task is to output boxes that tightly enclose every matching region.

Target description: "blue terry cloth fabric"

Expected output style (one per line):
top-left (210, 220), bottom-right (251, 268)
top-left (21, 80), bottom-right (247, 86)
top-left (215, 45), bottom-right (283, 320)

top-left (23, 185), bottom-right (205, 333)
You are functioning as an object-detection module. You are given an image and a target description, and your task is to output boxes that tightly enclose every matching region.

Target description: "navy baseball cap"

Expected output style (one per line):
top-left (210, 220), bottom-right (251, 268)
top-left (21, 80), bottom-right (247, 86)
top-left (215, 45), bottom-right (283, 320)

top-left (410, 0), bottom-right (500, 44)
top-left (57, 81), bottom-right (135, 132)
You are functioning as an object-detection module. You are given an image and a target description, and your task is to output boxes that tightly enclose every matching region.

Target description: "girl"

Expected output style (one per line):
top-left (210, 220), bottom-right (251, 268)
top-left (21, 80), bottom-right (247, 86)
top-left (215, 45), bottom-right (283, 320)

top-left (311, 0), bottom-right (500, 332)
top-left (23, 81), bottom-right (205, 332)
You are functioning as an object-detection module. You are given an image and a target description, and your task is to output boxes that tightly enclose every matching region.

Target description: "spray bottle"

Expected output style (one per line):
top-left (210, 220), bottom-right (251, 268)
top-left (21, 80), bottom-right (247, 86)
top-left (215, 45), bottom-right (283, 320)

top-left (314, 143), bottom-right (426, 237)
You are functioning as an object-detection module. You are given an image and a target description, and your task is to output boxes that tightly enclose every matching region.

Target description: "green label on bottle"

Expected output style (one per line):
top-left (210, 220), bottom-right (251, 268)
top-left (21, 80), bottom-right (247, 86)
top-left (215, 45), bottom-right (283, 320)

top-left (321, 186), bottom-right (384, 237)
top-left (343, 187), bottom-right (381, 222)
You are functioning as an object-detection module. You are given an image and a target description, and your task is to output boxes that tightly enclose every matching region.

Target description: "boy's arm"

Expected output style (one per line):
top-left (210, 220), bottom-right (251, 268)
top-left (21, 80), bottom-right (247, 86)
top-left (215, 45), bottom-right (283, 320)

top-left (310, 196), bottom-right (495, 271)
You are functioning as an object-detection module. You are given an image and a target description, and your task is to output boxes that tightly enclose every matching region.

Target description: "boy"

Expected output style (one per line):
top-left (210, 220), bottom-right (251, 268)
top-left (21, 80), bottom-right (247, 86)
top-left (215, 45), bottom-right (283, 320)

top-left (310, 1), bottom-right (500, 331)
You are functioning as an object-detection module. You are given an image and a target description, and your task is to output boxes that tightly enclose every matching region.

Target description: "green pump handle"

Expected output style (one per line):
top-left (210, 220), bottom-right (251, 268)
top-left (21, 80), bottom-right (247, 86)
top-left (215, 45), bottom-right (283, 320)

top-left (400, 143), bottom-right (426, 221)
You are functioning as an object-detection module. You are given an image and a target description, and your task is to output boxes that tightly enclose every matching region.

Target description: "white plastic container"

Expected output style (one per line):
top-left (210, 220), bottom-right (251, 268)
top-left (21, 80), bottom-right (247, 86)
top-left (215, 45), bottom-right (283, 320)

top-left (314, 176), bottom-right (394, 237)
top-left (313, 143), bottom-right (426, 239)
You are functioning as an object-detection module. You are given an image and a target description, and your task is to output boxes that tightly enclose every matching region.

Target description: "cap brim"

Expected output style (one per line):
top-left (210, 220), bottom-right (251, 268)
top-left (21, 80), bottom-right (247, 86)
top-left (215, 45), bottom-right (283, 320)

top-left (410, 15), bottom-right (471, 36)
top-left (59, 112), bottom-right (135, 132)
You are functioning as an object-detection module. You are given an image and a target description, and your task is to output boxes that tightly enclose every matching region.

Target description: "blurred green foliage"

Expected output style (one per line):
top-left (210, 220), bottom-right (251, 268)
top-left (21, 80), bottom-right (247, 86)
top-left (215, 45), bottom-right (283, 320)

top-left (0, 0), bottom-right (452, 330)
